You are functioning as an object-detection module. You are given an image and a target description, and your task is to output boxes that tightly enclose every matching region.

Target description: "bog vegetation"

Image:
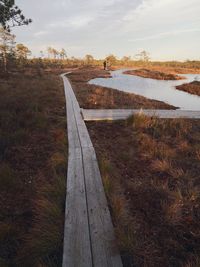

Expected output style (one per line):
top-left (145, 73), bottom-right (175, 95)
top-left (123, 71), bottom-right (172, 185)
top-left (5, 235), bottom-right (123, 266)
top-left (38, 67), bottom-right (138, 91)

top-left (0, 69), bottom-right (67, 266)
top-left (0, 25), bottom-right (200, 75)
top-left (0, 16), bottom-right (200, 267)
top-left (176, 81), bottom-right (200, 97)
top-left (88, 115), bottom-right (200, 267)
top-left (124, 68), bottom-right (185, 80)
top-left (68, 68), bottom-right (176, 110)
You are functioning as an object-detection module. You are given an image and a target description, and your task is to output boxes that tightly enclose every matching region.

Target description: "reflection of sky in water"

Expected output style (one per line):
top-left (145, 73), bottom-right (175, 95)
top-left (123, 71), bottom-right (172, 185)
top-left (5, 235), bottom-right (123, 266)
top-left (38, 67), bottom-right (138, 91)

top-left (89, 69), bottom-right (200, 110)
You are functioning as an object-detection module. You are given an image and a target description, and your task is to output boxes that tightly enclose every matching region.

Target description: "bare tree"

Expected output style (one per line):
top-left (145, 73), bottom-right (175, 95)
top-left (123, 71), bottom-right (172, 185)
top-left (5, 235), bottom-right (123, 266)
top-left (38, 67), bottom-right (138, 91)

top-left (47, 47), bottom-right (53, 58)
top-left (0, 27), bottom-right (15, 71)
top-left (52, 48), bottom-right (58, 59)
top-left (105, 54), bottom-right (117, 67)
top-left (85, 54), bottom-right (94, 65)
top-left (47, 47), bottom-right (59, 59)
top-left (121, 56), bottom-right (131, 65)
top-left (60, 48), bottom-right (67, 60)
top-left (40, 50), bottom-right (44, 58)
top-left (15, 43), bottom-right (31, 66)
top-left (16, 43), bottom-right (31, 59)
top-left (136, 50), bottom-right (150, 62)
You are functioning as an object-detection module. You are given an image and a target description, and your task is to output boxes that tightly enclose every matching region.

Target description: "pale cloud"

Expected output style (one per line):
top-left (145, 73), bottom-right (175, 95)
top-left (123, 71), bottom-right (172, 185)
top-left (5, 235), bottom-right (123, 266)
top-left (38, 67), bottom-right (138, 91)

top-left (122, 0), bottom-right (200, 33)
top-left (13, 0), bottom-right (200, 60)
top-left (49, 15), bottom-right (95, 29)
top-left (129, 29), bottom-right (200, 42)
top-left (34, 31), bottom-right (48, 37)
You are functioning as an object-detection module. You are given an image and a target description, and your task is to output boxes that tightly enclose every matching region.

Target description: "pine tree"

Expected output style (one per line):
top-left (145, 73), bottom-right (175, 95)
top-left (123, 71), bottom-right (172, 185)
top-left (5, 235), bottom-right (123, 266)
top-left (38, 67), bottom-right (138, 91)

top-left (0, 27), bottom-right (15, 71)
top-left (0, 0), bottom-right (31, 31)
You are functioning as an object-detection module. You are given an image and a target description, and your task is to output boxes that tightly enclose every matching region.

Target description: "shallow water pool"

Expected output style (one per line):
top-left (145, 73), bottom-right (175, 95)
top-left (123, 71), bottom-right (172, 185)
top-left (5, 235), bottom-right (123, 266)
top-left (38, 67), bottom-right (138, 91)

top-left (89, 69), bottom-right (200, 110)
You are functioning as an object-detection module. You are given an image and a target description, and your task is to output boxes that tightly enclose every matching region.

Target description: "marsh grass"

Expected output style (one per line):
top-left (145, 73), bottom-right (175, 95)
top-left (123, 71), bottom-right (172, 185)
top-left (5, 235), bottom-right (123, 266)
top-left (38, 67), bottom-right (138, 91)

top-left (17, 173), bottom-right (66, 267)
top-left (99, 158), bottom-right (114, 195)
top-left (176, 81), bottom-right (200, 97)
top-left (0, 70), bottom-right (67, 266)
top-left (68, 68), bottom-right (176, 110)
top-left (124, 69), bottom-right (185, 80)
top-left (87, 114), bottom-right (200, 267)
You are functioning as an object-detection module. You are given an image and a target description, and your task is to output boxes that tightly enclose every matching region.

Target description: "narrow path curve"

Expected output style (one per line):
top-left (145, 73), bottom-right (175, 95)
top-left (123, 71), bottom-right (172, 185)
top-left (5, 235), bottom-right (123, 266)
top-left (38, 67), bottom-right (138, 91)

top-left (61, 73), bottom-right (123, 267)
top-left (82, 109), bottom-right (200, 121)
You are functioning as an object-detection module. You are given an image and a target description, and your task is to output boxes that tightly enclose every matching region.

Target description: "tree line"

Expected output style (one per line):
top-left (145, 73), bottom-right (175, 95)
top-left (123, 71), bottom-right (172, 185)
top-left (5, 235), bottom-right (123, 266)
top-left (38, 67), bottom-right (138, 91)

top-left (0, 32), bottom-right (151, 73)
top-left (0, 1), bottom-right (200, 73)
top-left (0, 27), bottom-right (69, 72)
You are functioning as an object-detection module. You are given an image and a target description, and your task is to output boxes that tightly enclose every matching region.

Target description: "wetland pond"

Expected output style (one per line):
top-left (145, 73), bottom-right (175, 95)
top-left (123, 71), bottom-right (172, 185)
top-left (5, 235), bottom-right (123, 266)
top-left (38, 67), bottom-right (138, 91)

top-left (89, 69), bottom-right (200, 110)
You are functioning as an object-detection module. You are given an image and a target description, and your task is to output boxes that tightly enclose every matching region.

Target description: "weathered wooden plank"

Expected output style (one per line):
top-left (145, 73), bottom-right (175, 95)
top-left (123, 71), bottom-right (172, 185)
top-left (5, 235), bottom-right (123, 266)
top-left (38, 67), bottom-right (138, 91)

top-left (63, 76), bottom-right (80, 149)
top-left (82, 147), bottom-right (123, 267)
top-left (66, 78), bottom-right (94, 148)
top-left (62, 148), bottom-right (93, 267)
top-left (66, 100), bottom-right (80, 149)
top-left (74, 111), bottom-right (94, 148)
top-left (62, 73), bottom-right (93, 267)
top-left (62, 73), bottom-right (123, 267)
top-left (81, 109), bottom-right (200, 121)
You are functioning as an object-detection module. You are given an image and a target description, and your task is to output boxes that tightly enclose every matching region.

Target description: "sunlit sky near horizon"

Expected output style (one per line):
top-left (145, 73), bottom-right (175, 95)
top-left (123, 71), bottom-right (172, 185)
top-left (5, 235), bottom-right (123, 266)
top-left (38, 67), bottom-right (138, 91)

top-left (13, 0), bottom-right (200, 61)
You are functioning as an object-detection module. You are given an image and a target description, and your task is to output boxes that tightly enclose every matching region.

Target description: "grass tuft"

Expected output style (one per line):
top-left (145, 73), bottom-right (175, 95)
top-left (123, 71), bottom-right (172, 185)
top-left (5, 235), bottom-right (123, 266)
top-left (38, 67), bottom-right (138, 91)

top-left (87, 115), bottom-right (200, 267)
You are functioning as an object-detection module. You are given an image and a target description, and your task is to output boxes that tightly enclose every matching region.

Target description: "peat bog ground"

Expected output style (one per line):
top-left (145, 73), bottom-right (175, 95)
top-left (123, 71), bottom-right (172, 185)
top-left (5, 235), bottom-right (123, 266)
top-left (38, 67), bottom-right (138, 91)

top-left (1, 65), bottom-right (200, 267)
top-left (68, 67), bottom-right (176, 110)
top-left (71, 66), bottom-right (200, 266)
top-left (124, 69), bottom-right (184, 80)
top-left (87, 115), bottom-right (200, 267)
top-left (176, 81), bottom-right (200, 97)
top-left (0, 69), bottom-right (67, 266)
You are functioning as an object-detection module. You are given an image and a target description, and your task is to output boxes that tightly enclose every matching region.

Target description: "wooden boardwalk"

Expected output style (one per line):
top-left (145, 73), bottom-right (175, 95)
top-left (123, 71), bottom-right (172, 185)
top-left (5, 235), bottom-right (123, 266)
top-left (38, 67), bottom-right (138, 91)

top-left (61, 74), bottom-right (123, 267)
top-left (82, 109), bottom-right (200, 121)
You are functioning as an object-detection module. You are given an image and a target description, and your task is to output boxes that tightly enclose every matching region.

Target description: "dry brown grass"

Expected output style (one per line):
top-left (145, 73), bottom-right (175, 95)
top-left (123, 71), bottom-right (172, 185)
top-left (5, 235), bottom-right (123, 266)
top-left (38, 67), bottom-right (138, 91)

top-left (0, 70), bottom-right (67, 266)
top-left (124, 69), bottom-right (185, 80)
top-left (87, 115), bottom-right (200, 267)
top-left (142, 65), bottom-right (200, 75)
top-left (68, 67), bottom-right (176, 110)
top-left (176, 81), bottom-right (200, 96)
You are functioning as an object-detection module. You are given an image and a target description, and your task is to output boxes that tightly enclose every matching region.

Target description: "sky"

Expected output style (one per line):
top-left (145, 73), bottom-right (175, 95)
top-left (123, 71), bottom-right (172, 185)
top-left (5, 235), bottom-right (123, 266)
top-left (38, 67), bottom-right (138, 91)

top-left (13, 0), bottom-right (200, 61)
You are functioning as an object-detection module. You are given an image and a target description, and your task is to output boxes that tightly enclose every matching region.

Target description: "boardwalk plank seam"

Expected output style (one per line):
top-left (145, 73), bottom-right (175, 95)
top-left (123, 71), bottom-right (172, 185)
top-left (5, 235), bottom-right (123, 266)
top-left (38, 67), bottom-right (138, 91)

top-left (62, 74), bottom-right (93, 267)
top-left (68, 80), bottom-right (95, 266)
top-left (61, 73), bottom-right (123, 267)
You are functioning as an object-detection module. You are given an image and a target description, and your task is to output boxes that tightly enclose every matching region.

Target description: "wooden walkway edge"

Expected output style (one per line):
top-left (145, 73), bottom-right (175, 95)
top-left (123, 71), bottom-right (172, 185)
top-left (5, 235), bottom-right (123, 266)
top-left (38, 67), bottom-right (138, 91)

top-left (61, 74), bottom-right (123, 267)
top-left (81, 109), bottom-right (200, 121)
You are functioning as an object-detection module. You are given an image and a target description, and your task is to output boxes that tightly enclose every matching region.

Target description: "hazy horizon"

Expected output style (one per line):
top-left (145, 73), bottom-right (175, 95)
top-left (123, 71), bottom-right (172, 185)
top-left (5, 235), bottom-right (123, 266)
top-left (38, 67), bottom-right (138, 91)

top-left (13, 0), bottom-right (200, 61)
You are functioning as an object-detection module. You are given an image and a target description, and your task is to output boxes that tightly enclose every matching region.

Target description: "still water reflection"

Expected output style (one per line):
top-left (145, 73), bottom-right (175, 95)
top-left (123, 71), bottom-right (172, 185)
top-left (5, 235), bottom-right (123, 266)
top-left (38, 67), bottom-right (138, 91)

top-left (89, 69), bottom-right (200, 110)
